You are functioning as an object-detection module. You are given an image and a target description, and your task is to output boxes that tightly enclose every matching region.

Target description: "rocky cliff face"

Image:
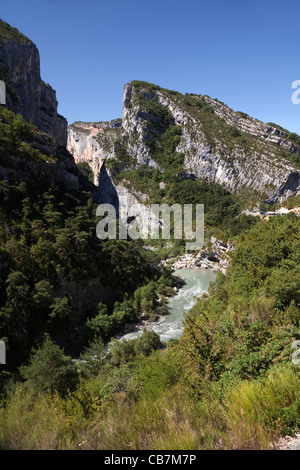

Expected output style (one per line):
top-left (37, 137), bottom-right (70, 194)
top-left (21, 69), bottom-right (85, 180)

top-left (68, 81), bottom-right (300, 208)
top-left (0, 20), bottom-right (67, 146)
top-left (121, 82), bottom-right (300, 204)
top-left (0, 115), bottom-right (95, 196)
top-left (0, 21), bottom-right (94, 196)
top-left (67, 120), bottom-right (121, 185)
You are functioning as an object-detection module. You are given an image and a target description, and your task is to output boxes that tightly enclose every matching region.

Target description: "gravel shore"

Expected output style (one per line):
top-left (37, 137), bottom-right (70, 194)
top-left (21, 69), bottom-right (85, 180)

top-left (275, 433), bottom-right (300, 450)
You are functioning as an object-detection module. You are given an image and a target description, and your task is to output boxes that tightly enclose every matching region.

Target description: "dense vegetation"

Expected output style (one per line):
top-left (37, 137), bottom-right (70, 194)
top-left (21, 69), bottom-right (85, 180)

top-left (0, 85), bottom-right (299, 450)
top-left (76, 161), bottom-right (95, 183)
top-left (0, 215), bottom-right (299, 450)
top-left (112, 113), bottom-right (257, 242)
top-left (0, 107), bottom-right (57, 163)
top-left (0, 108), bottom-right (177, 374)
top-left (0, 19), bottom-right (33, 45)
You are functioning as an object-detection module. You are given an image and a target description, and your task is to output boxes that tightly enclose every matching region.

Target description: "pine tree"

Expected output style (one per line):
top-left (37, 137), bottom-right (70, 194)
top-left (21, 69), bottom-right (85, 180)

top-left (19, 336), bottom-right (78, 396)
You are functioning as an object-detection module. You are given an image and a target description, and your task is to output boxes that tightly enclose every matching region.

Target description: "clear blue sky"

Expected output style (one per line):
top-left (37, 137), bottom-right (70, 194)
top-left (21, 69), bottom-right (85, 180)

top-left (1, 0), bottom-right (300, 132)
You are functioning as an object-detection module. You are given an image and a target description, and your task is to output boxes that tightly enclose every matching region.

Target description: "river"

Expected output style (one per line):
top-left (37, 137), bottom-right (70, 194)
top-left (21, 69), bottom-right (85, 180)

top-left (120, 268), bottom-right (217, 343)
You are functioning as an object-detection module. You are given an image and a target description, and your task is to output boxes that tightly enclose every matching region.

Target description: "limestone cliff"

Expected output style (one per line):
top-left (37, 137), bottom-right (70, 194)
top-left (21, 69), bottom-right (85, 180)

top-left (0, 20), bottom-right (67, 146)
top-left (67, 120), bottom-right (121, 185)
top-left (121, 82), bottom-right (300, 204)
top-left (68, 81), bottom-right (300, 208)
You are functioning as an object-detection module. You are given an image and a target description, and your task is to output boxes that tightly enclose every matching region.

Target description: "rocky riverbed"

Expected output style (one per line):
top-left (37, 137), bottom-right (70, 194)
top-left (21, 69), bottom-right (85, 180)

top-left (162, 237), bottom-right (234, 274)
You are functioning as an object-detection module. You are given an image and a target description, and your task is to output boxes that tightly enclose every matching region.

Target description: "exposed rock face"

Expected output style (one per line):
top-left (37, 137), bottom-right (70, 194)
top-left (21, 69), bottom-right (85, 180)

top-left (0, 21), bottom-right (67, 146)
top-left (121, 83), bottom-right (300, 204)
top-left (203, 96), bottom-right (296, 152)
top-left (67, 120), bottom-right (121, 185)
top-left (68, 81), bottom-right (300, 209)
top-left (114, 183), bottom-right (162, 237)
top-left (0, 142), bottom-right (96, 196)
top-left (96, 163), bottom-right (119, 208)
top-left (265, 172), bottom-right (300, 203)
top-left (122, 85), bottom-right (161, 167)
top-left (167, 237), bottom-right (233, 273)
top-left (95, 170), bottom-right (162, 237)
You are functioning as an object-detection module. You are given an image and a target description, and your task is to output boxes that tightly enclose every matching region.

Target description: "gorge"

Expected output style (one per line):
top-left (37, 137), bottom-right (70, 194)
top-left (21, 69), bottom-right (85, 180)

top-left (0, 18), bottom-right (300, 452)
top-left (67, 81), bottom-right (300, 216)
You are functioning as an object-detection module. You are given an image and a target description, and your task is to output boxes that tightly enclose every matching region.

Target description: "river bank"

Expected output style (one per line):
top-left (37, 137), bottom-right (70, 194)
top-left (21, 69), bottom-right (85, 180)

top-left (114, 238), bottom-right (231, 343)
top-left (118, 267), bottom-right (217, 343)
top-left (162, 237), bottom-right (234, 273)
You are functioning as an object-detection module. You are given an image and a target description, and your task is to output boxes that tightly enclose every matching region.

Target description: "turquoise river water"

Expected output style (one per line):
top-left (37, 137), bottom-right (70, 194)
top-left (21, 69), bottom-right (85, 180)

top-left (120, 268), bottom-right (217, 343)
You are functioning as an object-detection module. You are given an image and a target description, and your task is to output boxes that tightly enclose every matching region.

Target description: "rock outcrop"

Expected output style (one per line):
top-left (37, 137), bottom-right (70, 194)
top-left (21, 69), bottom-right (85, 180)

top-left (67, 120), bottom-right (121, 185)
top-left (0, 135), bottom-right (96, 196)
top-left (121, 85), bottom-right (162, 168)
top-left (168, 237), bottom-right (233, 273)
top-left (0, 21), bottom-right (96, 196)
top-left (0, 20), bottom-right (67, 146)
top-left (120, 82), bottom-right (300, 204)
top-left (68, 81), bottom-right (300, 209)
top-left (114, 182), bottom-right (162, 237)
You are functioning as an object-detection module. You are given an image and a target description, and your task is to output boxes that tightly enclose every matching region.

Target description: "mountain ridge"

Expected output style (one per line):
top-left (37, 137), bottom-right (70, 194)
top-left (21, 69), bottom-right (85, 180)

top-left (68, 80), bottom-right (300, 209)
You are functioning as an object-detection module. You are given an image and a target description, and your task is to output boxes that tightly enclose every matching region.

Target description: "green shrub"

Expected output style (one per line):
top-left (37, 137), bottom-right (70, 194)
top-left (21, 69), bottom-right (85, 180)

top-left (19, 336), bottom-right (79, 396)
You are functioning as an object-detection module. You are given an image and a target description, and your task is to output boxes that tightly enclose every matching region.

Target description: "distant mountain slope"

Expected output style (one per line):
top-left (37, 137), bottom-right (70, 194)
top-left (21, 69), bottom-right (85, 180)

top-left (68, 81), bottom-right (300, 208)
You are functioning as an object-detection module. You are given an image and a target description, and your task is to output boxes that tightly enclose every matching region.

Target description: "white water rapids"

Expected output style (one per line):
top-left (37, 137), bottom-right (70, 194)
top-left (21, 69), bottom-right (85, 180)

top-left (120, 268), bottom-right (217, 343)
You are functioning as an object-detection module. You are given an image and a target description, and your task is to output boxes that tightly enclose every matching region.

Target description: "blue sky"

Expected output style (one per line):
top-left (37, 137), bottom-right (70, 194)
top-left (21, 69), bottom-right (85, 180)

top-left (1, 0), bottom-right (300, 132)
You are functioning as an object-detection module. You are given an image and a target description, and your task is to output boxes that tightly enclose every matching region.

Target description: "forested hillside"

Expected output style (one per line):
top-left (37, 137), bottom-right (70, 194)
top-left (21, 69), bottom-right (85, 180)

top-left (0, 19), bottom-right (299, 452)
top-left (0, 213), bottom-right (299, 450)
top-left (0, 107), bottom-right (176, 373)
